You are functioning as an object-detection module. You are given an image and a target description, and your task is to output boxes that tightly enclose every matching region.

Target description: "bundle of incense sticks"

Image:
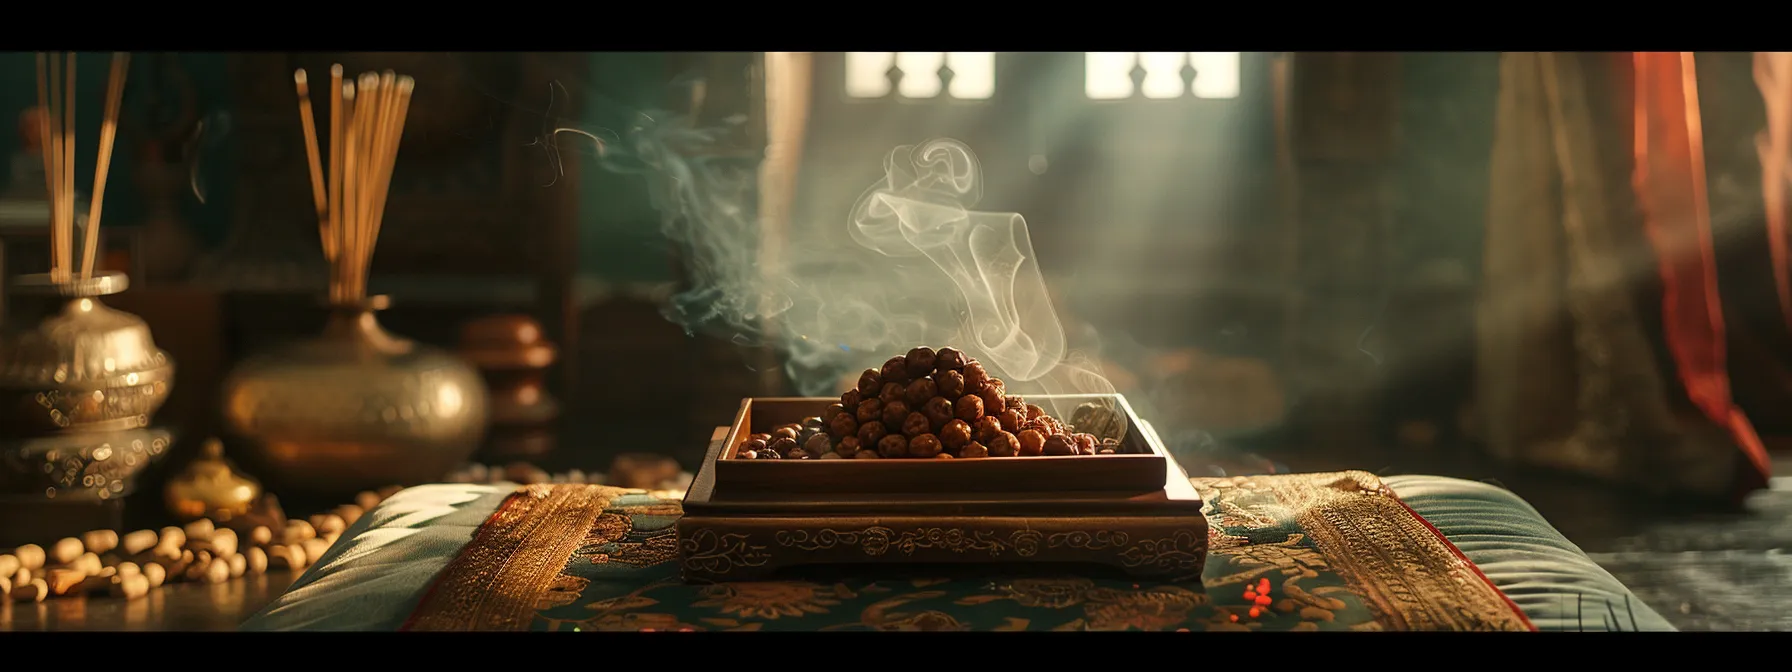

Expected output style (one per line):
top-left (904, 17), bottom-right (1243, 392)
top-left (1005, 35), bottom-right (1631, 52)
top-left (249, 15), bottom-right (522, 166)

top-left (33, 52), bottom-right (130, 283)
top-left (293, 65), bottom-right (414, 303)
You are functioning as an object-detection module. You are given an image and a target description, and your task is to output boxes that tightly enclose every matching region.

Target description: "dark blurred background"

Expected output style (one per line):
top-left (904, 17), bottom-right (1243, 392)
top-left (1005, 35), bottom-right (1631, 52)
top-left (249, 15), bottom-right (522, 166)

top-left (0, 51), bottom-right (1783, 489)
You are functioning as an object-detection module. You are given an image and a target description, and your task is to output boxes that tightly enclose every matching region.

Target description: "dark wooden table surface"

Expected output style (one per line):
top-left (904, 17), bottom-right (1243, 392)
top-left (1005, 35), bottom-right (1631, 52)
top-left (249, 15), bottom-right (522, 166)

top-left (1, 570), bottom-right (299, 631)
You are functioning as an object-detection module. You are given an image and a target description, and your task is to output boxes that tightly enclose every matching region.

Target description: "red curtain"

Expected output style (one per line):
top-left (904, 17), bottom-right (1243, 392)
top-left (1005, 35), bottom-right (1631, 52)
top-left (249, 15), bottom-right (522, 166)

top-left (1631, 52), bottom-right (1772, 496)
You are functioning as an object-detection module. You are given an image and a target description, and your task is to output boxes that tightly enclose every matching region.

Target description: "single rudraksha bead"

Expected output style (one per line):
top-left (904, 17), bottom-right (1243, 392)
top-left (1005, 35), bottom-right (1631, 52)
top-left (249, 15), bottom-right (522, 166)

top-left (988, 431), bottom-right (1020, 457)
top-left (909, 433), bottom-right (943, 459)
top-left (905, 347), bottom-right (938, 378)
top-left (879, 382), bottom-right (906, 405)
top-left (836, 436), bottom-right (862, 457)
top-left (857, 368), bottom-right (882, 396)
top-left (955, 395), bottom-right (985, 423)
top-left (902, 412), bottom-right (933, 438)
top-left (856, 398), bottom-right (884, 424)
top-left (936, 370), bottom-right (966, 399)
top-left (828, 413), bottom-right (859, 439)
top-left (1017, 429), bottom-right (1046, 457)
top-left (998, 409), bottom-right (1025, 433)
top-left (905, 377), bottom-right (938, 407)
top-left (880, 356), bottom-right (910, 385)
top-left (858, 421), bottom-right (888, 446)
top-left (768, 437), bottom-right (798, 456)
top-left (922, 396), bottom-right (955, 428)
top-left (878, 433), bottom-right (910, 458)
top-left (963, 361), bottom-right (991, 395)
top-left (935, 347), bottom-right (967, 372)
top-left (974, 416), bottom-right (1003, 443)
top-left (940, 419), bottom-right (973, 451)
top-left (881, 400), bottom-right (912, 428)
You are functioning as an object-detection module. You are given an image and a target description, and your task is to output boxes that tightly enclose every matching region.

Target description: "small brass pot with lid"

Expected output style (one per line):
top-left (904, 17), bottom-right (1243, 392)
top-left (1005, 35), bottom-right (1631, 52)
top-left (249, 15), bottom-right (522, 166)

top-left (165, 438), bottom-right (262, 523)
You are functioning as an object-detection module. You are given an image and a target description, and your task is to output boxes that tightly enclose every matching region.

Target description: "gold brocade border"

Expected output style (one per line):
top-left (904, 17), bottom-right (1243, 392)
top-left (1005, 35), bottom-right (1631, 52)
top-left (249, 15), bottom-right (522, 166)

top-left (403, 484), bottom-right (625, 631)
top-left (403, 473), bottom-right (1533, 632)
top-left (1217, 471), bottom-right (1534, 631)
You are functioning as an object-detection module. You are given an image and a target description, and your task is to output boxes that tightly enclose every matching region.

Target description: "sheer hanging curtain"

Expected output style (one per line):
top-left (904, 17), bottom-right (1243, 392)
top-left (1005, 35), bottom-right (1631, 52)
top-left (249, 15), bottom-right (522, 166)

top-left (757, 52), bottom-right (814, 392)
top-left (1476, 52), bottom-right (1770, 502)
top-left (1757, 52), bottom-right (1792, 336)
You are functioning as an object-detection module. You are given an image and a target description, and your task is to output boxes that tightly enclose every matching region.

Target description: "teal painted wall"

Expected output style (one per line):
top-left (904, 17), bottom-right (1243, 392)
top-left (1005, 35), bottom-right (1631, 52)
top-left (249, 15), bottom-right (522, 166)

top-left (0, 52), bottom-right (236, 247)
top-left (0, 52), bottom-right (681, 284)
top-left (0, 52), bottom-right (1508, 288)
top-left (574, 52), bottom-right (677, 283)
top-left (1394, 52), bottom-right (1501, 282)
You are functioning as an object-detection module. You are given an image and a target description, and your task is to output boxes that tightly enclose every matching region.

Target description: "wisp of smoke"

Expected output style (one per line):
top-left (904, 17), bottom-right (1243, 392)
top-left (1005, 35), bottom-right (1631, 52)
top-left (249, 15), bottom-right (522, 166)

top-left (594, 110), bottom-right (788, 340)
top-left (597, 122), bottom-right (1120, 432)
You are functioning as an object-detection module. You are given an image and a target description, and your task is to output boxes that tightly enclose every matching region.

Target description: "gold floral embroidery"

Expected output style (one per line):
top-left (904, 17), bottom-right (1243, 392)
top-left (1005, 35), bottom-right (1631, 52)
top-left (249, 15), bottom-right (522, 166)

top-left (579, 612), bottom-right (702, 631)
top-left (1205, 533), bottom-right (1328, 586)
top-left (411, 473), bottom-right (1531, 632)
top-left (848, 591), bottom-right (971, 631)
top-left (536, 574), bottom-right (591, 611)
top-left (962, 581), bottom-right (1208, 631)
top-left (1081, 586), bottom-right (1208, 631)
top-left (406, 484), bottom-right (624, 631)
top-left (999, 578), bottom-right (1094, 609)
top-left (608, 533), bottom-right (680, 568)
top-left (583, 513), bottom-right (633, 547)
top-left (1192, 471), bottom-right (1532, 631)
top-left (694, 581), bottom-right (846, 620)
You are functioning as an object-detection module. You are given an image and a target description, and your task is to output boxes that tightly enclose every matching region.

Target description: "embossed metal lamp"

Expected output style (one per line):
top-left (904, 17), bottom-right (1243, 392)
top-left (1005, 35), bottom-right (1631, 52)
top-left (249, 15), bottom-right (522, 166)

top-left (218, 67), bottom-right (488, 499)
top-left (0, 54), bottom-right (177, 513)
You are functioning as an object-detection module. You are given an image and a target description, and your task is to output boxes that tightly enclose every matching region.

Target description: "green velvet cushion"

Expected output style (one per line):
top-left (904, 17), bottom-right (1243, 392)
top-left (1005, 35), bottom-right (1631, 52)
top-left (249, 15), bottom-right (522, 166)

top-left (1382, 475), bottom-right (1674, 631)
top-left (242, 475), bottom-right (1673, 631)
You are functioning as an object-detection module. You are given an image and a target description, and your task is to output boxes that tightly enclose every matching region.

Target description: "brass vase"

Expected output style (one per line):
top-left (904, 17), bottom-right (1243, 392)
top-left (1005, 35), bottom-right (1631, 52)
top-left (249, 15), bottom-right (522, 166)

top-left (220, 296), bottom-right (489, 499)
top-left (0, 272), bottom-right (176, 501)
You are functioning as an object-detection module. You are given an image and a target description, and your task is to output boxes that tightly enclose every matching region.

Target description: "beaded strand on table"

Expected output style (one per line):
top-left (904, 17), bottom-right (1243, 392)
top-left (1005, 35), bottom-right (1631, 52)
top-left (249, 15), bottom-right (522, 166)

top-left (2, 458), bottom-right (696, 603)
top-left (0, 486), bottom-right (405, 603)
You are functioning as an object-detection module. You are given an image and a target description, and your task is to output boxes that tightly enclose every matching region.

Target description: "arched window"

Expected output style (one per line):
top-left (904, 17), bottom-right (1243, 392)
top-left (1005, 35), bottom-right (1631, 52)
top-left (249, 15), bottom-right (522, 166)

top-left (1085, 52), bottom-right (1241, 100)
top-left (843, 52), bottom-right (997, 100)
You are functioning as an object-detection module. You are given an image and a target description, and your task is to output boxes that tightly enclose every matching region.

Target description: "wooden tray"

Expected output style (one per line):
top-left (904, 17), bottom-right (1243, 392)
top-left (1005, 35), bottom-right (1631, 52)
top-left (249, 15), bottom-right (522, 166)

top-left (678, 394), bottom-right (1209, 583)
top-left (712, 395), bottom-right (1167, 495)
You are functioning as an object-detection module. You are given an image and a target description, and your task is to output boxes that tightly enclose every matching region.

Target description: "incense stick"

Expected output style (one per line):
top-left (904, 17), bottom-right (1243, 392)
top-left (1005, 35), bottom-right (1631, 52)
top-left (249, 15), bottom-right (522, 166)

top-left (294, 69), bottom-right (330, 262)
top-left (28, 52), bottom-right (131, 283)
top-left (351, 71), bottom-right (380, 283)
top-left (45, 54), bottom-right (64, 280)
top-left (327, 65), bottom-right (345, 299)
top-left (34, 54), bottom-right (56, 272)
top-left (294, 66), bottom-right (414, 304)
top-left (61, 55), bottom-right (75, 284)
top-left (81, 52), bottom-right (130, 279)
top-left (367, 77), bottom-right (413, 280)
top-left (339, 82), bottom-right (359, 304)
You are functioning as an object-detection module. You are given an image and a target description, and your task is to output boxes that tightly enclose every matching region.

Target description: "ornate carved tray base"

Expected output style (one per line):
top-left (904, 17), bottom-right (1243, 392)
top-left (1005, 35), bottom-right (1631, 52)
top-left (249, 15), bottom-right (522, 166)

top-left (677, 511), bottom-right (1208, 583)
top-left (678, 399), bottom-right (1209, 583)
